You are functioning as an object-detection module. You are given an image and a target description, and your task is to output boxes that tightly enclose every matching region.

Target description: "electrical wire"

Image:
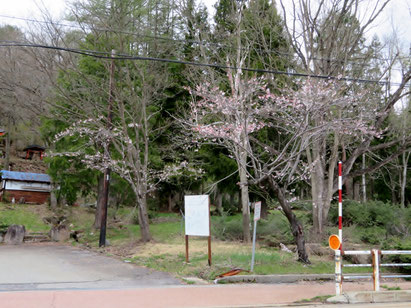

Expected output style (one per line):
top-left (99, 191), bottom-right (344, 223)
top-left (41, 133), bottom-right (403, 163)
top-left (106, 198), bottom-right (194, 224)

top-left (0, 14), bottom-right (407, 66)
top-left (1, 41), bottom-right (397, 85)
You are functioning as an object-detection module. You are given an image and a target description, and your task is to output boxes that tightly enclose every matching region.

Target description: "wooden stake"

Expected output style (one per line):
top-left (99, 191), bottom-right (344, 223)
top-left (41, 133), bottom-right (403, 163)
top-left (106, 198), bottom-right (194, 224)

top-left (208, 236), bottom-right (212, 266)
top-left (185, 235), bottom-right (189, 263)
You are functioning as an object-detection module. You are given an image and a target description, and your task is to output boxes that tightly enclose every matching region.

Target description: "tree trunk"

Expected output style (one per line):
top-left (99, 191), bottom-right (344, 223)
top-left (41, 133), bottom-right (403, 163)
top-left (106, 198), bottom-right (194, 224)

top-left (400, 152), bottom-right (409, 208)
top-left (93, 173), bottom-right (105, 229)
top-left (239, 151), bottom-right (251, 243)
top-left (168, 193), bottom-right (173, 212)
top-left (310, 135), bottom-right (338, 236)
top-left (362, 154), bottom-right (367, 203)
top-left (354, 182), bottom-right (360, 201)
top-left (308, 140), bottom-right (326, 235)
top-left (50, 184), bottom-right (58, 210)
top-left (4, 116), bottom-right (11, 170)
top-left (311, 162), bottom-right (325, 235)
top-left (215, 190), bottom-right (224, 216)
top-left (345, 177), bottom-right (354, 199)
top-left (269, 178), bottom-right (310, 264)
top-left (137, 193), bottom-right (151, 242)
top-left (261, 198), bottom-right (268, 219)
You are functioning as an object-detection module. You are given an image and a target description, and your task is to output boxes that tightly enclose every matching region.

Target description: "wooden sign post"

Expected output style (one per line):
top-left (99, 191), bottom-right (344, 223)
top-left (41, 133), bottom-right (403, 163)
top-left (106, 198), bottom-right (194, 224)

top-left (184, 195), bottom-right (211, 266)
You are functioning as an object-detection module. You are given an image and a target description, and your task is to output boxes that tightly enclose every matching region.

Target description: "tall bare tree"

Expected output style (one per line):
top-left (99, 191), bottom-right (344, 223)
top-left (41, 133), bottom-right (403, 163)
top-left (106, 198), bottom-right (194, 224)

top-left (279, 0), bottom-right (411, 235)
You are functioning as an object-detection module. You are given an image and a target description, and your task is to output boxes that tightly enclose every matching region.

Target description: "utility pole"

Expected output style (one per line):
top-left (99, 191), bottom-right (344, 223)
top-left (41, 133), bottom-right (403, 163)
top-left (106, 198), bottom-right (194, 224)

top-left (99, 49), bottom-right (115, 247)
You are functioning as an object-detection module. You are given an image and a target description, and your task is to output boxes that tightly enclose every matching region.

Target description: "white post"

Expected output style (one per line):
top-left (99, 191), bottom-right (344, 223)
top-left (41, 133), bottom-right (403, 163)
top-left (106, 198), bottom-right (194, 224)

top-left (372, 249), bottom-right (380, 291)
top-left (335, 249), bottom-right (342, 295)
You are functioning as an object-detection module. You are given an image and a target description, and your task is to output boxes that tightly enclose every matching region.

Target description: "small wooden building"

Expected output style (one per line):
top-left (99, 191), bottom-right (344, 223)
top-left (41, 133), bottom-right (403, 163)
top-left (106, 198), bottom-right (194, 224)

top-left (0, 170), bottom-right (51, 204)
top-left (23, 145), bottom-right (46, 160)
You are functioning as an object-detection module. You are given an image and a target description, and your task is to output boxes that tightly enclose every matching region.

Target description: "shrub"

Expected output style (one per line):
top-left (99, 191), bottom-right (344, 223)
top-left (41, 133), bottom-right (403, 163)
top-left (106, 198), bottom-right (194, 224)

top-left (211, 211), bottom-right (295, 244)
top-left (257, 213), bottom-right (295, 245)
top-left (358, 226), bottom-right (387, 244)
top-left (386, 207), bottom-right (411, 237)
top-left (328, 200), bottom-right (395, 228)
top-left (212, 215), bottom-right (243, 241)
top-left (382, 238), bottom-right (411, 275)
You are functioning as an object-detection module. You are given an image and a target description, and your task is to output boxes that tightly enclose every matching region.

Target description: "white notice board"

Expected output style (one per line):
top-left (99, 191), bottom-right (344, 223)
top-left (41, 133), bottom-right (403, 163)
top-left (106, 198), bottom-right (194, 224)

top-left (184, 195), bottom-right (210, 236)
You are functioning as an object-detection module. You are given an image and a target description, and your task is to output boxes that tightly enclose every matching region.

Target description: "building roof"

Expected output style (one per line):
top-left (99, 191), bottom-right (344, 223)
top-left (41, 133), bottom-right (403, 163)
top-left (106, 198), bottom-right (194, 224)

top-left (23, 145), bottom-right (46, 151)
top-left (0, 170), bottom-right (51, 183)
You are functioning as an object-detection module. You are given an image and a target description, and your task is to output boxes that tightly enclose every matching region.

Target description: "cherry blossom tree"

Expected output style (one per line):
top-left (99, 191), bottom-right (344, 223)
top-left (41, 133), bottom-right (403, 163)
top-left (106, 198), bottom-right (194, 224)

top-left (53, 89), bottom-right (202, 243)
top-left (185, 73), bottom-right (401, 262)
top-left (184, 76), bottom-right (312, 261)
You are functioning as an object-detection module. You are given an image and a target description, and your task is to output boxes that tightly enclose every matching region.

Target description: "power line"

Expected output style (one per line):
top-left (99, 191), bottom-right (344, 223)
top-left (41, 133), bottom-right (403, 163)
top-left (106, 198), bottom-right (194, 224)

top-left (1, 41), bottom-right (407, 86)
top-left (0, 14), bottom-right (407, 66)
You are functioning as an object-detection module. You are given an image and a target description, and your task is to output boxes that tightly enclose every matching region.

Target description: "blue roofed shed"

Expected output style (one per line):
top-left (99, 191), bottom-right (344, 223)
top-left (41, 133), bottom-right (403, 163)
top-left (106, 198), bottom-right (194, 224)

top-left (0, 170), bottom-right (51, 204)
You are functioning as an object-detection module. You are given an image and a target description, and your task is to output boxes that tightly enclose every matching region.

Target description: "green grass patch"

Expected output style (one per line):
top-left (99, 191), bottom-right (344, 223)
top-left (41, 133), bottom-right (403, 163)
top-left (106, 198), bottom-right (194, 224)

top-left (381, 285), bottom-right (401, 291)
top-left (130, 243), bottom-right (336, 280)
top-left (295, 295), bottom-right (333, 303)
top-left (0, 203), bottom-right (49, 232)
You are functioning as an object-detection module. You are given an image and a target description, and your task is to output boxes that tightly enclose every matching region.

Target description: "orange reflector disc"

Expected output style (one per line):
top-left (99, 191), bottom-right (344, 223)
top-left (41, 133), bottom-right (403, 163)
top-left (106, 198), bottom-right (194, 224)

top-left (328, 234), bottom-right (341, 250)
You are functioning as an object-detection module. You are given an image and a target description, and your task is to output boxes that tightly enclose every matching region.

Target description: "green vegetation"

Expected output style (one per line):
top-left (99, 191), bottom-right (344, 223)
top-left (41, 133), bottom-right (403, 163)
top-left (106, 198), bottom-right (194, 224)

top-left (381, 285), bottom-right (401, 291)
top-left (0, 203), bottom-right (50, 232)
top-left (295, 295), bottom-right (333, 303)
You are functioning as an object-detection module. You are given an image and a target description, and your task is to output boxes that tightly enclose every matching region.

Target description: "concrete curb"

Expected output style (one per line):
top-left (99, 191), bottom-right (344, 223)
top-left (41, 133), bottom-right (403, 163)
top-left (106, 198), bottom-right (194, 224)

top-left (214, 274), bottom-right (334, 284)
top-left (327, 290), bottom-right (411, 304)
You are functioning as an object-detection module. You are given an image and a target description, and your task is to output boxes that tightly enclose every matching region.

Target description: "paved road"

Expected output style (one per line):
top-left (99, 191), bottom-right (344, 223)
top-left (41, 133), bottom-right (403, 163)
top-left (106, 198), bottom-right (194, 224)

top-left (0, 243), bottom-right (181, 291)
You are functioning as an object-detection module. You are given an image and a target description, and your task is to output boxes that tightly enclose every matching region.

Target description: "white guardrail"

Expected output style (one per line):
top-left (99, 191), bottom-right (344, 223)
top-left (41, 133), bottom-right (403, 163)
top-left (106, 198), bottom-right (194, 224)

top-left (334, 249), bottom-right (411, 295)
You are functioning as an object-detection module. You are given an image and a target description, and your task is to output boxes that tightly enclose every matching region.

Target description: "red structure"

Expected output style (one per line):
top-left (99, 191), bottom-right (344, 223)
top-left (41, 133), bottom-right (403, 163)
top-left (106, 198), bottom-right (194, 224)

top-left (23, 145), bottom-right (46, 160)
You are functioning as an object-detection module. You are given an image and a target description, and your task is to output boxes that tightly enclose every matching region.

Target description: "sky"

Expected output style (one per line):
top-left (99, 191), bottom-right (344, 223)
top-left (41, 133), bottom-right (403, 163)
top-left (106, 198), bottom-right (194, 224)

top-left (0, 0), bottom-right (409, 73)
top-left (0, 0), bottom-right (410, 47)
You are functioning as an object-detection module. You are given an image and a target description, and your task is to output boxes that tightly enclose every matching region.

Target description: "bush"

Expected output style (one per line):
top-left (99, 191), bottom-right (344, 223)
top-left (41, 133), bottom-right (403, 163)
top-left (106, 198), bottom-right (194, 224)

top-left (386, 207), bottom-right (411, 237)
top-left (212, 215), bottom-right (243, 241)
top-left (257, 213), bottom-right (295, 245)
top-left (382, 238), bottom-right (411, 275)
top-left (328, 200), bottom-right (395, 228)
top-left (358, 226), bottom-right (387, 244)
top-left (211, 211), bottom-right (295, 244)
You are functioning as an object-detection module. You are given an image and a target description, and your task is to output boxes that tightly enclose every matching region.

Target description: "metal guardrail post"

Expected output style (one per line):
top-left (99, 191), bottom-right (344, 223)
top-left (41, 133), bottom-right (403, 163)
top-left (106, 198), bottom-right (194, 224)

top-left (338, 249), bottom-right (410, 293)
top-left (372, 249), bottom-right (380, 291)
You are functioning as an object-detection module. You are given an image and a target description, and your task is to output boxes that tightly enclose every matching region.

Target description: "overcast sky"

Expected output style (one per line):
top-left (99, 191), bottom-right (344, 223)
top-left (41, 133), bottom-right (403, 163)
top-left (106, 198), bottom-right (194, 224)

top-left (1, 0), bottom-right (410, 43)
top-left (0, 0), bottom-right (410, 53)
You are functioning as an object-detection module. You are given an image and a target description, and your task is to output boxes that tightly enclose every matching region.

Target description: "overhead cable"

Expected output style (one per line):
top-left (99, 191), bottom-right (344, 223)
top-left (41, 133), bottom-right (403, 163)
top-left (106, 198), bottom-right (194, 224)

top-left (0, 41), bottom-right (405, 86)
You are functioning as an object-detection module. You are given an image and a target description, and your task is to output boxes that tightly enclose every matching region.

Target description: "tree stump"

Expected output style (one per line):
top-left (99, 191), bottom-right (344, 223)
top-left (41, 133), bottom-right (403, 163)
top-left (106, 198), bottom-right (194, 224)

top-left (4, 225), bottom-right (26, 245)
top-left (49, 224), bottom-right (70, 242)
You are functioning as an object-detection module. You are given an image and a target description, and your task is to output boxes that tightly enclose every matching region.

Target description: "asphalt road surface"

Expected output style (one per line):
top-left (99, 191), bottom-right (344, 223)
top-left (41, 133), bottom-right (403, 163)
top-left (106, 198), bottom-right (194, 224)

top-left (0, 243), bottom-right (182, 291)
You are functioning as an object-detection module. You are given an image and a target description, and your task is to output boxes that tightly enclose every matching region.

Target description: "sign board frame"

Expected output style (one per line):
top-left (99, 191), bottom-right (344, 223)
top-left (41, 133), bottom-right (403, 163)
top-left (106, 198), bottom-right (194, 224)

top-left (184, 195), bottom-right (211, 265)
top-left (254, 201), bottom-right (261, 221)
